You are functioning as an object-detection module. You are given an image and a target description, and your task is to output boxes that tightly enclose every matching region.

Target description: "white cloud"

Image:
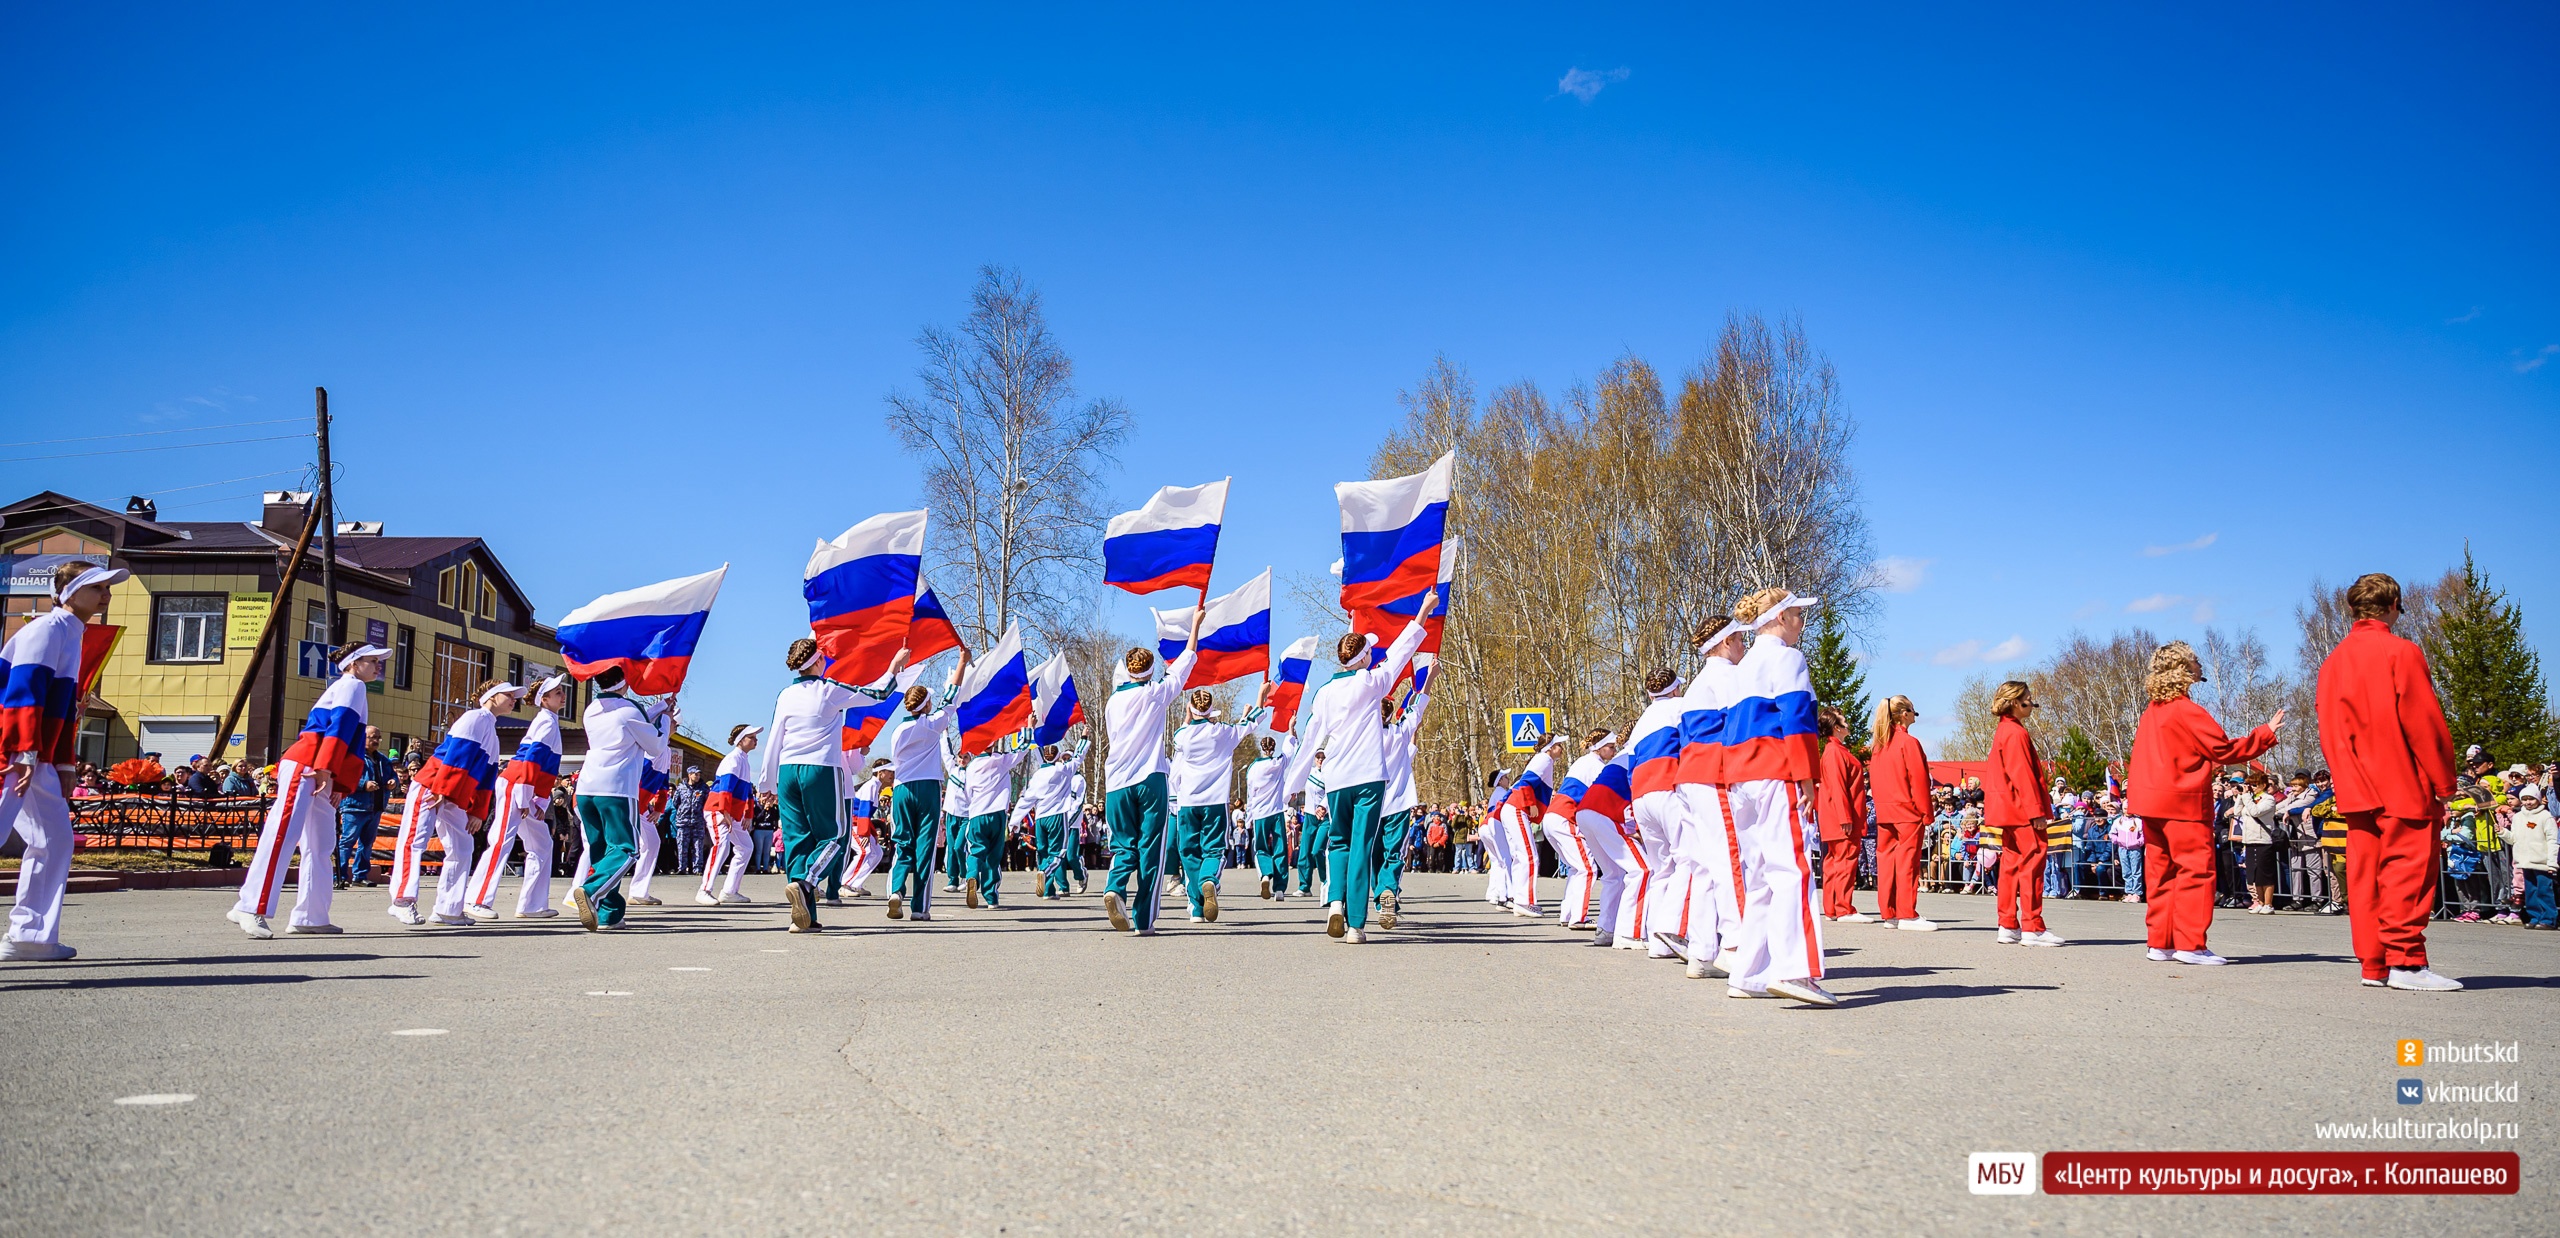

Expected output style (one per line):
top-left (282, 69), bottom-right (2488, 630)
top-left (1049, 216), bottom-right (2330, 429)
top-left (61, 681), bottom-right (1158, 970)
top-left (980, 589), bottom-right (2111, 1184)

top-left (1929, 636), bottom-right (2028, 666)
top-left (2142, 532), bottom-right (2217, 557)
top-left (1555, 66), bottom-right (1630, 102)
top-left (2125, 593), bottom-right (2183, 614)
top-left (1866, 556), bottom-right (1931, 594)
top-left (2515, 343), bottom-right (2560, 374)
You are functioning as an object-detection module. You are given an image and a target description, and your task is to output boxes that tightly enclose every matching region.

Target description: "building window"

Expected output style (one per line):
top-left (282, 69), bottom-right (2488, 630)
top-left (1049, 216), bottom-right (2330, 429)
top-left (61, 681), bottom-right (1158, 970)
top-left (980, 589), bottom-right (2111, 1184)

top-left (430, 635), bottom-right (493, 734)
top-left (2, 596), bottom-right (45, 642)
top-left (436, 567), bottom-right (456, 609)
top-left (303, 600), bottom-right (328, 645)
top-left (455, 562), bottom-right (479, 618)
top-left (150, 594), bottom-right (226, 663)
top-left (5, 530), bottom-right (110, 557)
top-left (506, 653), bottom-right (524, 685)
top-left (393, 625), bottom-right (416, 690)
top-left (388, 732), bottom-right (411, 762)
top-left (480, 581), bottom-right (497, 621)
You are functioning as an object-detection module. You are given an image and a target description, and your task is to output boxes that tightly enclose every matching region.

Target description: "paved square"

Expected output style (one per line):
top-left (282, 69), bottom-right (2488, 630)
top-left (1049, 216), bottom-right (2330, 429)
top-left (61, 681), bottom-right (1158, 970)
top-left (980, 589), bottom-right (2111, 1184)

top-left (0, 874), bottom-right (2549, 1233)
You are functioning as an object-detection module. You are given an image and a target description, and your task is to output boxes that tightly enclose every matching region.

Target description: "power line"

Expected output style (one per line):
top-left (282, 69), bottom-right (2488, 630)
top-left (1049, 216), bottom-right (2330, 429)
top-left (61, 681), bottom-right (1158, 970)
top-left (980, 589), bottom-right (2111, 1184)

top-left (146, 469), bottom-right (305, 496)
top-left (4, 433), bottom-right (307, 463)
top-left (0, 417), bottom-right (304, 450)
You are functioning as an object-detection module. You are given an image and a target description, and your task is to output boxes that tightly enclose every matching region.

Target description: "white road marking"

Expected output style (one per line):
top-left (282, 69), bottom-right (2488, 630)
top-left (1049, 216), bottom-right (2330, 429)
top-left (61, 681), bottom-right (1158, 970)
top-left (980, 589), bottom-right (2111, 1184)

top-left (390, 1028), bottom-right (448, 1036)
top-left (670, 966), bottom-right (712, 972)
top-left (114, 1094), bottom-right (195, 1106)
top-left (583, 990), bottom-right (634, 997)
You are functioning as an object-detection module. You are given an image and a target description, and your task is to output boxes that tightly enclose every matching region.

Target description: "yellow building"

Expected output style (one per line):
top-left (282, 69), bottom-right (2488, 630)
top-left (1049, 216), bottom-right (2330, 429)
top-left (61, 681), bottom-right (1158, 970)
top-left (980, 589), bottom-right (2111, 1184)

top-left (2, 490), bottom-right (585, 768)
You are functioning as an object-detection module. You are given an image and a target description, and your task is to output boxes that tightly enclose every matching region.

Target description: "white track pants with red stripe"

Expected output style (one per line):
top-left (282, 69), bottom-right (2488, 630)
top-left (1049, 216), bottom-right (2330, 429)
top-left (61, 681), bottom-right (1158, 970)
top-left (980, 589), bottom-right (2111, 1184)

top-left (389, 795), bottom-right (475, 919)
top-left (848, 835), bottom-right (885, 891)
top-left (232, 761), bottom-right (336, 928)
top-left (1480, 814), bottom-right (1511, 905)
top-left (699, 821), bottom-right (751, 899)
top-left (3, 764), bottom-right (76, 943)
top-left (1725, 779), bottom-right (1824, 991)
top-left (1629, 793), bottom-right (1685, 952)
top-left (1602, 815), bottom-right (1651, 945)
top-left (628, 813), bottom-right (663, 900)
top-left (1495, 806), bottom-right (1540, 912)
top-left (1574, 809), bottom-right (1635, 938)
top-left (1542, 813), bottom-right (1596, 925)
top-left (467, 782), bottom-right (552, 915)
top-left (1675, 784), bottom-right (1745, 961)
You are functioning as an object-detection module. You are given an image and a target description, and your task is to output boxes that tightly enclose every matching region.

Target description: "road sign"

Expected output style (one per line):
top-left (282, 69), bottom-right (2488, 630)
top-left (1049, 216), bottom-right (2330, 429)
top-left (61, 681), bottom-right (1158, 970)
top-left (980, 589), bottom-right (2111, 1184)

top-left (297, 639), bottom-right (332, 679)
top-left (1505, 708), bottom-right (1550, 753)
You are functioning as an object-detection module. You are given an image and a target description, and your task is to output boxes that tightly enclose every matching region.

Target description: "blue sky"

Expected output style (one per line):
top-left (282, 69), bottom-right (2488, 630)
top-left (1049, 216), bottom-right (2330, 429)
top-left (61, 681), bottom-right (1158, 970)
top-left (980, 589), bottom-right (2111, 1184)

top-left (4, 5), bottom-right (2553, 748)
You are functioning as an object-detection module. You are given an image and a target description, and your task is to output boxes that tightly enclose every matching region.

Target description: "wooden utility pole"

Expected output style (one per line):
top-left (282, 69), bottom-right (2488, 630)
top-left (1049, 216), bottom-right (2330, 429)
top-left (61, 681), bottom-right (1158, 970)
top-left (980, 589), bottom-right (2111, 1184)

top-left (315, 387), bottom-right (337, 647)
top-left (215, 497), bottom-right (322, 762)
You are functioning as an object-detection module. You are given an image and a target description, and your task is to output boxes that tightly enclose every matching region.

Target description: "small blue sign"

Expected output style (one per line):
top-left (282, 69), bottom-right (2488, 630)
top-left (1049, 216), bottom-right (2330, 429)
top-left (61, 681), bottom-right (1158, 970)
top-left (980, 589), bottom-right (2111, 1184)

top-left (2396, 1079), bottom-right (2423, 1105)
top-left (1505, 708), bottom-right (1550, 753)
top-left (297, 639), bottom-right (332, 679)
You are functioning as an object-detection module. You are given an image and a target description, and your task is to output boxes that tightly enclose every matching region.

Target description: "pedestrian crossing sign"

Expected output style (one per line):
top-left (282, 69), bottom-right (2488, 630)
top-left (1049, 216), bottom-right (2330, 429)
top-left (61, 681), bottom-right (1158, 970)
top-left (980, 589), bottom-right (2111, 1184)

top-left (1505, 708), bottom-right (1549, 753)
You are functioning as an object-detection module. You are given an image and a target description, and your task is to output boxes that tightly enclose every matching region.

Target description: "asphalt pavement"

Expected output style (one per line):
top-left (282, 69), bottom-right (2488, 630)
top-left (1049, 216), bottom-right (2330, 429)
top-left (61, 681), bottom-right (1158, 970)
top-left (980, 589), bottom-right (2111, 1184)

top-left (0, 872), bottom-right (2550, 1234)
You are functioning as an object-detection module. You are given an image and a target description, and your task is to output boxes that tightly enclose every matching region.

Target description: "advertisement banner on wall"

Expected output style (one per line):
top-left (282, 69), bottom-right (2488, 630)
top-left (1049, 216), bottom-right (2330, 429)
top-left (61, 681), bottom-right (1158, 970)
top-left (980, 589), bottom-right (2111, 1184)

top-left (227, 592), bottom-right (270, 648)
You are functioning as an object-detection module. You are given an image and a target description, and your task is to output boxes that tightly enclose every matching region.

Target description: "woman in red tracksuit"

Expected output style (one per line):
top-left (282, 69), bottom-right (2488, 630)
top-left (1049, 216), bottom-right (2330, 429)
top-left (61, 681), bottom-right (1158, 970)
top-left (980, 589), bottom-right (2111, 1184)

top-left (1866, 695), bottom-right (1935, 931)
top-left (1983, 681), bottom-right (2062, 946)
top-left (2126, 640), bottom-right (2282, 966)
top-left (1814, 708), bottom-right (1869, 922)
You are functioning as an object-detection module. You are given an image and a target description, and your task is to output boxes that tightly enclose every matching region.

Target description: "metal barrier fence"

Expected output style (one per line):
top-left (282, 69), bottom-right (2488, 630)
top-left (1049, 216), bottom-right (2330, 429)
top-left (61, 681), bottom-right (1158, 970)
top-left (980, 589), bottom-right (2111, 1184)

top-left (69, 791), bottom-right (272, 854)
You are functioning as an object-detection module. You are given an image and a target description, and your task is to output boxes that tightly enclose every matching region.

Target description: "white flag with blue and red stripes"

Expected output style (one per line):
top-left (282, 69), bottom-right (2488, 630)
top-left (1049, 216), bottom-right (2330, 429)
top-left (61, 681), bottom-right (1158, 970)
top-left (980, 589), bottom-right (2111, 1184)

top-left (1336, 453), bottom-right (1451, 611)
top-left (1149, 567), bottom-right (1271, 690)
top-left (556, 565), bottom-right (727, 696)
top-left (952, 622), bottom-right (1033, 756)
top-left (805, 510), bottom-right (926, 688)
top-left (1028, 652), bottom-right (1084, 747)
top-left (1104, 478), bottom-right (1227, 595)
top-left (1266, 635), bottom-right (1319, 734)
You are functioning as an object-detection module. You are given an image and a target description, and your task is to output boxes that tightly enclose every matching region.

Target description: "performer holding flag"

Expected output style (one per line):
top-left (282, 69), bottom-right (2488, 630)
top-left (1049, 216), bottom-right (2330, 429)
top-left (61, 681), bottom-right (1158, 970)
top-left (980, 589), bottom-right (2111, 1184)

top-left (1284, 586), bottom-right (1441, 944)
top-left (1101, 609), bottom-right (1203, 936)
top-left (464, 673), bottom-right (570, 920)
top-left (696, 725), bottom-right (761, 905)
top-left (555, 567), bottom-right (721, 932)
top-left (3, 562), bottom-right (123, 958)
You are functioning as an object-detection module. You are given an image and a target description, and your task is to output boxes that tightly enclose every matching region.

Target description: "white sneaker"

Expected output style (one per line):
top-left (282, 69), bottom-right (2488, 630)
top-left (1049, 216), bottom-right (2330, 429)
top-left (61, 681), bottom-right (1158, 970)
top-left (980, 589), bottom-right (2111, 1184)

top-left (463, 903), bottom-right (498, 921)
top-left (1895, 918), bottom-right (1940, 932)
top-left (388, 902), bottom-right (424, 926)
top-left (0, 939), bottom-right (75, 961)
top-left (1187, 914), bottom-right (1202, 924)
top-left (2020, 930), bottom-right (2066, 947)
top-left (2359, 977), bottom-right (2387, 988)
top-left (285, 923), bottom-right (342, 935)
top-left (1326, 907), bottom-right (1347, 939)
top-left (226, 908), bottom-right (274, 939)
top-left (1103, 892), bottom-right (1129, 932)
top-left (719, 893), bottom-right (751, 905)
top-left (1345, 927), bottom-right (1368, 945)
top-left (2174, 949), bottom-right (2227, 966)
top-left (1995, 927), bottom-right (2020, 945)
top-left (1652, 931), bottom-right (1692, 962)
top-left (630, 895), bottom-right (663, 906)
top-left (2146, 947), bottom-right (2174, 962)
top-left (518, 907), bottom-right (559, 919)
top-left (694, 892), bottom-right (720, 906)
top-left (1768, 978), bottom-right (1842, 1007)
top-left (1837, 912), bottom-right (1874, 924)
top-left (2386, 967), bottom-right (2463, 992)
top-left (430, 913), bottom-right (474, 926)
top-left (1726, 985), bottom-right (1778, 999)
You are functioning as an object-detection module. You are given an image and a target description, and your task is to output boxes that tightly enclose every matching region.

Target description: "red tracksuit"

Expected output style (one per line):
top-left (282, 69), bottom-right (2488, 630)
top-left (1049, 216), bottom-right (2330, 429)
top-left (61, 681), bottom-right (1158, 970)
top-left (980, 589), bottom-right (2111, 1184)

top-left (2316, 618), bottom-right (2456, 980)
top-left (1867, 728), bottom-right (1931, 921)
top-left (2127, 697), bottom-right (2277, 952)
top-left (1815, 739), bottom-right (1867, 918)
top-left (1983, 717), bottom-right (2052, 933)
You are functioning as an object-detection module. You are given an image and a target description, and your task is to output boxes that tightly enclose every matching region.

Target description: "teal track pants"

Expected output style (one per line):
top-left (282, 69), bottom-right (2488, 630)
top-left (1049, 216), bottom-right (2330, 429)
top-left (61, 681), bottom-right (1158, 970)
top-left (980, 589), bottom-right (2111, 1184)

top-left (1252, 813), bottom-right (1288, 885)
top-left (575, 794), bottom-right (637, 926)
top-left (887, 781), bottom-right (943, 917)
top-left (1329, 781), bottom-right (1386, 929)
top-left (1173, 804), bottom-right (1226, 916)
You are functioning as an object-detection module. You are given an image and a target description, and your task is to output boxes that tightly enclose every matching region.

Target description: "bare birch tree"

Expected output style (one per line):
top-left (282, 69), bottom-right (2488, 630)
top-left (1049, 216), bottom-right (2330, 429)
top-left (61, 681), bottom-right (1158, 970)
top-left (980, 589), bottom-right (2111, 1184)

top-left (886, 266), bottom-right (1131, 647)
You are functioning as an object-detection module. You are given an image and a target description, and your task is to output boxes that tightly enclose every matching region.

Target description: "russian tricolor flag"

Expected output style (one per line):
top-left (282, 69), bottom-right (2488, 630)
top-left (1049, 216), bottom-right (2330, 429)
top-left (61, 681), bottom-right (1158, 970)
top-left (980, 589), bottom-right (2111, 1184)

top-left (556, 565), bottom-right (727, 696)
top-left (1336, 453), bottom-right (1452, 611)
top-left (805, 511), bottom-right (925, 688)
top-left (1150, 567), bottom-right (1271, 689)
top-left (907, 585), bottom-right (965, 662)
top-left (1266, 635), bottom-right (1318, 733)
top-left (704, 770), bottom-right (756, 822)
top-left (1105, 478), bottom-right (1227, 595)
top-left (842, 665), bottom-right (925, 753)
top-left (1581, 758), bottom-right (1634, 823)
top-left (952, 622), bottom-right (1032, 756)
top-left (1029, 652), bottom-right (1083, 747)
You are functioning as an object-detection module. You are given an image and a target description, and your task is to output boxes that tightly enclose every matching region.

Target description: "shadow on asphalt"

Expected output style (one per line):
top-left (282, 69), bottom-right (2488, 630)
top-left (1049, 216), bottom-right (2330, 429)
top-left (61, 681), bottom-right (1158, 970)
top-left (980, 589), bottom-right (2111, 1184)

top-left (0, 953), bottom-right (475, 969)
top-left (1823, 964), bottom-right (1971, 979)
top-left (2231, 952), bottom-right (2355, 965)
top-left (2, 972), bottom-right (428, 992)
top-left (1844, 981), bottom-right (2060, 1006)
top-left (2456, 974), bottom-right (2560, 989)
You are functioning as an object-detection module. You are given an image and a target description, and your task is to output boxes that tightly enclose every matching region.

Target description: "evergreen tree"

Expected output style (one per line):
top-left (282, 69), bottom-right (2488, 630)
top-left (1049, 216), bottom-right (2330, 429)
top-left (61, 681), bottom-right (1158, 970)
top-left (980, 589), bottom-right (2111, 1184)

top-left (2425, 548), bottom-right (2556, 764)
top-left (1805, 606), bottom-right (1872, 752)
top-left (2054, 725), bottom-right (2106, 791)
